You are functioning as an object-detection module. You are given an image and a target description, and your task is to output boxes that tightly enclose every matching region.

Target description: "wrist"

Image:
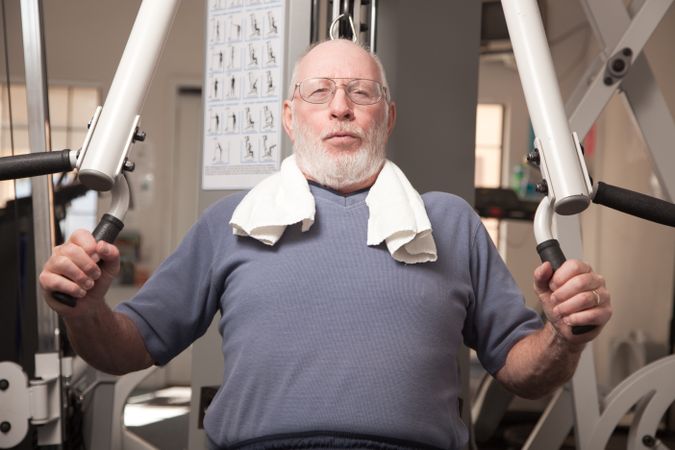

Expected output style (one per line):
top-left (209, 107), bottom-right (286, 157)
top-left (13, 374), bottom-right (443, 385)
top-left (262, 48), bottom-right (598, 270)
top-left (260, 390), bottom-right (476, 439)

top-left (545, 321), bottom-right (586, 354)
top-left (62, 295), bottom-right (108, 324)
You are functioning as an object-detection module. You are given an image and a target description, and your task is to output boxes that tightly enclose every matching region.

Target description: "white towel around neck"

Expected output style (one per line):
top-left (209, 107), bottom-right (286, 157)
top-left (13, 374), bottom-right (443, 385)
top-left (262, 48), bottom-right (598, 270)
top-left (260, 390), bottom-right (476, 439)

top-left (229, 155), bottom-right (437, 264)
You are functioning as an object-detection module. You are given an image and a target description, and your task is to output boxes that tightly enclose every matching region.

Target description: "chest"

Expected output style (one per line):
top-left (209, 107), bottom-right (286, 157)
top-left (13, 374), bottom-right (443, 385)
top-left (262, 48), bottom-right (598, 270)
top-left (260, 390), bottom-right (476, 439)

top-left (216, 208), bottom-right (473, 357)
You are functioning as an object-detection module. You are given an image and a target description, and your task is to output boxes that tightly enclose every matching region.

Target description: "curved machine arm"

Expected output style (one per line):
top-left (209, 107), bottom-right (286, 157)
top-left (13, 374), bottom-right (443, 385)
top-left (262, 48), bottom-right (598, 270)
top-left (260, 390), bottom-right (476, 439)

top-left (501, 0), bottom-right (674, 335)
top-left (0, 0), bottom-right (181, 309)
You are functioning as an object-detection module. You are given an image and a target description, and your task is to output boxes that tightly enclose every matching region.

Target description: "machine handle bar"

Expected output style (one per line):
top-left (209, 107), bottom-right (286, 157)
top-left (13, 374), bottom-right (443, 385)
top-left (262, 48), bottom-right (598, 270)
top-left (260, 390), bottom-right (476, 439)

top-left (0, 149), bottom-right (74, 181)
top-left (52, 214), bottom-right (124, 307)
top-left (593, 181), bottom-right (675, 227)
top-left (536, 239), bottom-right (597, 335)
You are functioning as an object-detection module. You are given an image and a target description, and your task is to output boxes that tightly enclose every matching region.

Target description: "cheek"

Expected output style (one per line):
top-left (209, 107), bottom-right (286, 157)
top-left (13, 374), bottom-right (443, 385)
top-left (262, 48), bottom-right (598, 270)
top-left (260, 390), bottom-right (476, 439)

top-left (295, 109), bottom-right (326, 132)
top-left (358, 108), bottom-right (387, 129)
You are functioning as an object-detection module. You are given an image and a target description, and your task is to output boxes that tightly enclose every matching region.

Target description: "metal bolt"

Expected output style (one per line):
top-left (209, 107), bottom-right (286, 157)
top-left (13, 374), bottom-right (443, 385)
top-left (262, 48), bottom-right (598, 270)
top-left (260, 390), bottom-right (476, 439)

top-left (603, 76), bottom-right (614, 86)
top-left (0, 379), bottom-right (8, 391)
top-left (612, 59), bottom-right (626, 74)
top-left (122, 160), bottom-right (136, 172)
top-left (642, 435), bottom-right (656, 447)
top-left (133, 129), bottom-right (146, 142)
top-left (535, 180), bottom-right (548, 194)
top-left (0, 422), bottom-right (10, 434)
top-left (622, 47), bottom-right (633, 57)
top-left (526, 151), bottom-right (540, 165)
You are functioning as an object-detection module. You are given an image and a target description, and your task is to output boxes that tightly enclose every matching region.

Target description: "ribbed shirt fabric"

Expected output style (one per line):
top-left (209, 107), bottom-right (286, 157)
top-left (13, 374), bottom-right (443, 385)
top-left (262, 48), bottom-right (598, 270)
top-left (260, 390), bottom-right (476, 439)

top-left (116, 184), bottom-right (542, 449)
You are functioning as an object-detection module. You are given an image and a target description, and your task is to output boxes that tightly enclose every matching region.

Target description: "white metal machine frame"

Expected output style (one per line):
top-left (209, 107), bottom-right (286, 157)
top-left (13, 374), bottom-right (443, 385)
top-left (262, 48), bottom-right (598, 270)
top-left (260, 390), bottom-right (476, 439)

top-left (485, 1), bottom-right (675, 449)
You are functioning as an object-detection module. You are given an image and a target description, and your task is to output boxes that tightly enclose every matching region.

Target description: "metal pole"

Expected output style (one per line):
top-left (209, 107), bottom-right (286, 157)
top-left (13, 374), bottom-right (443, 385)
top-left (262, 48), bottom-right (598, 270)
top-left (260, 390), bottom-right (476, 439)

top-left (501, 0), bottom-right (591, 216)
top-left (20, 0), bottom-right (65, 445)
top-left (20, 0), bottom-right (58, 355)
top-left (369, 0), bottom-right (377, 52)
top-left (310, 0), bottom-right (322, 43)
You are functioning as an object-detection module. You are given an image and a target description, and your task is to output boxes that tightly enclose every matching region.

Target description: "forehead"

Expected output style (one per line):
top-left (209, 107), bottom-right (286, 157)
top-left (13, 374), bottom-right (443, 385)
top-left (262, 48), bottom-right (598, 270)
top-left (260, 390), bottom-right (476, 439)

top-left (297, 41), bottom-right (381, 82)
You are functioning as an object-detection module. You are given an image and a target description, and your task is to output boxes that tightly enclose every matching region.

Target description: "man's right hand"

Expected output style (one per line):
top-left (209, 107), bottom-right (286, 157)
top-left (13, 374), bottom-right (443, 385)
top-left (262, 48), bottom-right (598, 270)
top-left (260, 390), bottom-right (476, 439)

top-left (39, 229), bottom-right (120, 316)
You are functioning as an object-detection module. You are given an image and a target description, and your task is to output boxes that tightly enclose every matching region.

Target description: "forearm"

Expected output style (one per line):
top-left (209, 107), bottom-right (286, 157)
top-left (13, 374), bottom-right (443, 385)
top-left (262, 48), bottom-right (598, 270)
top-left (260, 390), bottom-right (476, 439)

top-left (495, 322), bottom-right (584, 399)
top-left (63, 300), bottom-right (154, 375)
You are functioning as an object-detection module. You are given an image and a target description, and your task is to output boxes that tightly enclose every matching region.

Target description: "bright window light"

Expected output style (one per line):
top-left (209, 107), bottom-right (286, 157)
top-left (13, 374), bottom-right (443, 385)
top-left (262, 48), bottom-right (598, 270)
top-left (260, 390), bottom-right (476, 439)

top-left (475, 103), bottom-right (505, 246)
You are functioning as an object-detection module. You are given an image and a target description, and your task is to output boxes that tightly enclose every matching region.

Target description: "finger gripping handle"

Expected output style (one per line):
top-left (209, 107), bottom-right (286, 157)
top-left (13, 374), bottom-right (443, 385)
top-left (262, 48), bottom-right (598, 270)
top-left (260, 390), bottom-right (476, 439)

top-left (536, 239), bottom-right (596, 335)
top-left (51, 214), bottom-right (124, 307)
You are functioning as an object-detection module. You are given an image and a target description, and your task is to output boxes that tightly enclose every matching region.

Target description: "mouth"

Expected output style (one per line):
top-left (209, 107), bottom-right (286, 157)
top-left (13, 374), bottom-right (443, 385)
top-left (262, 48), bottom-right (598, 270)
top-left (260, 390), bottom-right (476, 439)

top-left (322, 131), bottom-right (363, 148)
top-left (323, 131), bottom-right (360, 139)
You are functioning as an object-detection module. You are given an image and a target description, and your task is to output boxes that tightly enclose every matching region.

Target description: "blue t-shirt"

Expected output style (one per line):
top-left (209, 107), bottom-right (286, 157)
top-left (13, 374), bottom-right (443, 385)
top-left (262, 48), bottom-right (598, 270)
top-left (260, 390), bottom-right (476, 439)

top-left (116, 184), bottom-right (542, 449)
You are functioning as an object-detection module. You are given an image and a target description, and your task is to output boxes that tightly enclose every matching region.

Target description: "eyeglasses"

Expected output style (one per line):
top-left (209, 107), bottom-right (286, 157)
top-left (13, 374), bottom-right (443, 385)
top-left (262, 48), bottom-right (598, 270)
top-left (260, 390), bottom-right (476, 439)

top-left (292, 78), bottom-right (388, 105)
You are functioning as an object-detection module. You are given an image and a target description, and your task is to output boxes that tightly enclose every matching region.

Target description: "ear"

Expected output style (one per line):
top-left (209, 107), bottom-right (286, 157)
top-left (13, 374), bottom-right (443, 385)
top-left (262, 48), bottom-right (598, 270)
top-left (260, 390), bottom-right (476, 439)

top-left (282, 100), bottom-right (295, 142)
top-left (386, 101), bottom-right (397, 136)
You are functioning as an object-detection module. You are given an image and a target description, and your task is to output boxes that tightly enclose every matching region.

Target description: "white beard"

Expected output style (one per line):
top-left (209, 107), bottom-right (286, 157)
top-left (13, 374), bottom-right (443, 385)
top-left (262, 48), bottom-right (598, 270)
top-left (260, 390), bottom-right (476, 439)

top-left (292, 116), bottom-right (388, 191)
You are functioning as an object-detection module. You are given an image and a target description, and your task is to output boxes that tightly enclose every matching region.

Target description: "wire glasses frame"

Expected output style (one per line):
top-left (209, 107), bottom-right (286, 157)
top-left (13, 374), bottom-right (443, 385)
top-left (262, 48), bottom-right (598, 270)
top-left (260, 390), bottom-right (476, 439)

top-left (292, 77), bottom-right (388, 105)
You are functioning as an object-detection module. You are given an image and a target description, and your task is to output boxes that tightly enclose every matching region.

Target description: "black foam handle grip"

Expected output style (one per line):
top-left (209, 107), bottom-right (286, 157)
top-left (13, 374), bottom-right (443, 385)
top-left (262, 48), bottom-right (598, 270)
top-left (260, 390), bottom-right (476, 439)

top-left (536, 239), bottom-right (596, 335)
top-left (0, 149), bottom-right (74, 181)
top-left (593, 181), bottom-right (675, 227)
top-left (51, 214), bottom-right (124, 308)
top-left (92, 214), bottom-right (125, 243)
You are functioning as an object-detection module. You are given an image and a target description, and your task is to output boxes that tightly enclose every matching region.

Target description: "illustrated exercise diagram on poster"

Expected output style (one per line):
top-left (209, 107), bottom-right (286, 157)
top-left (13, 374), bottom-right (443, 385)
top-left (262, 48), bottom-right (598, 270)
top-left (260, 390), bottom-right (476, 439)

top-left (203, 0), bottom-right (285, 190)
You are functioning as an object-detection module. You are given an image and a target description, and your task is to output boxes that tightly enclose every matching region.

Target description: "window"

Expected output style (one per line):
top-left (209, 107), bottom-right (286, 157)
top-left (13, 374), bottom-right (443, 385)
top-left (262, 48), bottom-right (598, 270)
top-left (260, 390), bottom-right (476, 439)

top-left (0, 84), bottom-right (100, 238)
top-left (474, 103), bottom-right (504, 245)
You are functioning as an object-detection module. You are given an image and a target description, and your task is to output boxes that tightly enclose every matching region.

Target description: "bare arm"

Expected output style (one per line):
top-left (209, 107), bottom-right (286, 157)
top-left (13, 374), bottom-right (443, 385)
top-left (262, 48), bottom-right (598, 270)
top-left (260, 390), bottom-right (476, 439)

top-left (495, 260), bottom-right (611, 399)
top-left (39, 230), bottom-right (154, 375)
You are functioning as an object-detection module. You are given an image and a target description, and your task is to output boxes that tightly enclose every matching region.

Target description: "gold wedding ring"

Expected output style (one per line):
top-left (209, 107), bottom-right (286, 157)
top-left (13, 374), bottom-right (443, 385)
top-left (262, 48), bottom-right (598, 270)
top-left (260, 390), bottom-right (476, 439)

top-left (592, 289), bottom-right (601, 307)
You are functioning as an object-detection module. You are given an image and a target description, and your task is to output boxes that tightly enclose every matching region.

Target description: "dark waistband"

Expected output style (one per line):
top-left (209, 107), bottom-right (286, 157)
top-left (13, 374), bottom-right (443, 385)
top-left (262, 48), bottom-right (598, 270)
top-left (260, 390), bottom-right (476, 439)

top-left (211, 431), bottom-right (446, 450)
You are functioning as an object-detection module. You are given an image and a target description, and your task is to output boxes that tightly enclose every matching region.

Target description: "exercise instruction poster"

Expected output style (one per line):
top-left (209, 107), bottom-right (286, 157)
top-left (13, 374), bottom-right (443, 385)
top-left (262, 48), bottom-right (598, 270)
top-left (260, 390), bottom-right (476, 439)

top-left (203, 0), bottom-right (285, 190)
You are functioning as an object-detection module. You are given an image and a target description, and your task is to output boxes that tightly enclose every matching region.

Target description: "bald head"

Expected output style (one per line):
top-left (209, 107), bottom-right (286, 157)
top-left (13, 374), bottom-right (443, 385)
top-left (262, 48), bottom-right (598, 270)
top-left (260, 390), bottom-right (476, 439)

top-left (288, 39), bottom-right (390, 100)
top-left (282, 38), bottom-right (397, 194)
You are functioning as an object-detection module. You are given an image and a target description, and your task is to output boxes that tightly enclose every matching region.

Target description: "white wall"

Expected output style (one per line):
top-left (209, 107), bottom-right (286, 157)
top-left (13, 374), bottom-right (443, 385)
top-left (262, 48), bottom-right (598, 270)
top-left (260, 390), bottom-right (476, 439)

top-left (479, 0), bottom-right (675, 389)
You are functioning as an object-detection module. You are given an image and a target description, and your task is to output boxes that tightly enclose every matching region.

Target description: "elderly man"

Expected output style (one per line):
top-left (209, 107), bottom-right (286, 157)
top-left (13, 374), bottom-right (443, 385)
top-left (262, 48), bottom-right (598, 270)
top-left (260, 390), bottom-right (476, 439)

top-left (40, 39), bottom-right (611, 450)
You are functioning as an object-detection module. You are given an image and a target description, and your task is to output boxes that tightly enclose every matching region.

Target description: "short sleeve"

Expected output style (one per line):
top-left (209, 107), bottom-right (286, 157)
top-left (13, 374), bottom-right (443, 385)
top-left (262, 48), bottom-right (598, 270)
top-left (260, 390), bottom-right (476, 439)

top-left (462, 221), bottom-right (543, 375)
top-left (115, 214), bottom-right (223, 366)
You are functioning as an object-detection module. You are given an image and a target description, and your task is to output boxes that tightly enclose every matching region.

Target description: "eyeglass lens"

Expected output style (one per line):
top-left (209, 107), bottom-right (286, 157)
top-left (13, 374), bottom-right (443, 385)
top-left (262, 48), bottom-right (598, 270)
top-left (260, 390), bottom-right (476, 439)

top-left (298, 78), bottom-right (383, 105)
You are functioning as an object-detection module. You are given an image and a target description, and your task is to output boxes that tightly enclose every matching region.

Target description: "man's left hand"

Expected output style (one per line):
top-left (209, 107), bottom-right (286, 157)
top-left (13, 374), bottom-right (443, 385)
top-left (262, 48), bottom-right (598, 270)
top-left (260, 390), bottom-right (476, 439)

top-left (534, 259), bottom-right (611, 348)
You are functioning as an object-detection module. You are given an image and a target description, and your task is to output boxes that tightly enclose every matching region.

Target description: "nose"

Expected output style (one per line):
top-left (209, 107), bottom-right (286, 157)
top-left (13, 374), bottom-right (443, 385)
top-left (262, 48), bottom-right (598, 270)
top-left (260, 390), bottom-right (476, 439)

top-left (328, 86), bottom-right (354, 121)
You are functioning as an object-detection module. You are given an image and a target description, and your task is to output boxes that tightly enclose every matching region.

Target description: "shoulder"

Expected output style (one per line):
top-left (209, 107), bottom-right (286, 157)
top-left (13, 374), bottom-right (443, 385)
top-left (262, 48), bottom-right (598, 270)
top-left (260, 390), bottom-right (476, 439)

top-left (422, 191), bottom-right (483, 243)
top-left (183, 191), bottom-right (249, 241)
top-left (199, 190), bottom-right (249, 224)
top-left (422, 191), bottom-right (478, 220)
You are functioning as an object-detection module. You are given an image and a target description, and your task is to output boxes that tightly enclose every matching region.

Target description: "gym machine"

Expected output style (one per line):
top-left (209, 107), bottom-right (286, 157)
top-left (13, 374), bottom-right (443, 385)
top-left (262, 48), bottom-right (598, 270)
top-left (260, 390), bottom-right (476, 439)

top-left (0, 0), bottom-right (181, 447)
top-left (473, 1), bottom-right (675, 449)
